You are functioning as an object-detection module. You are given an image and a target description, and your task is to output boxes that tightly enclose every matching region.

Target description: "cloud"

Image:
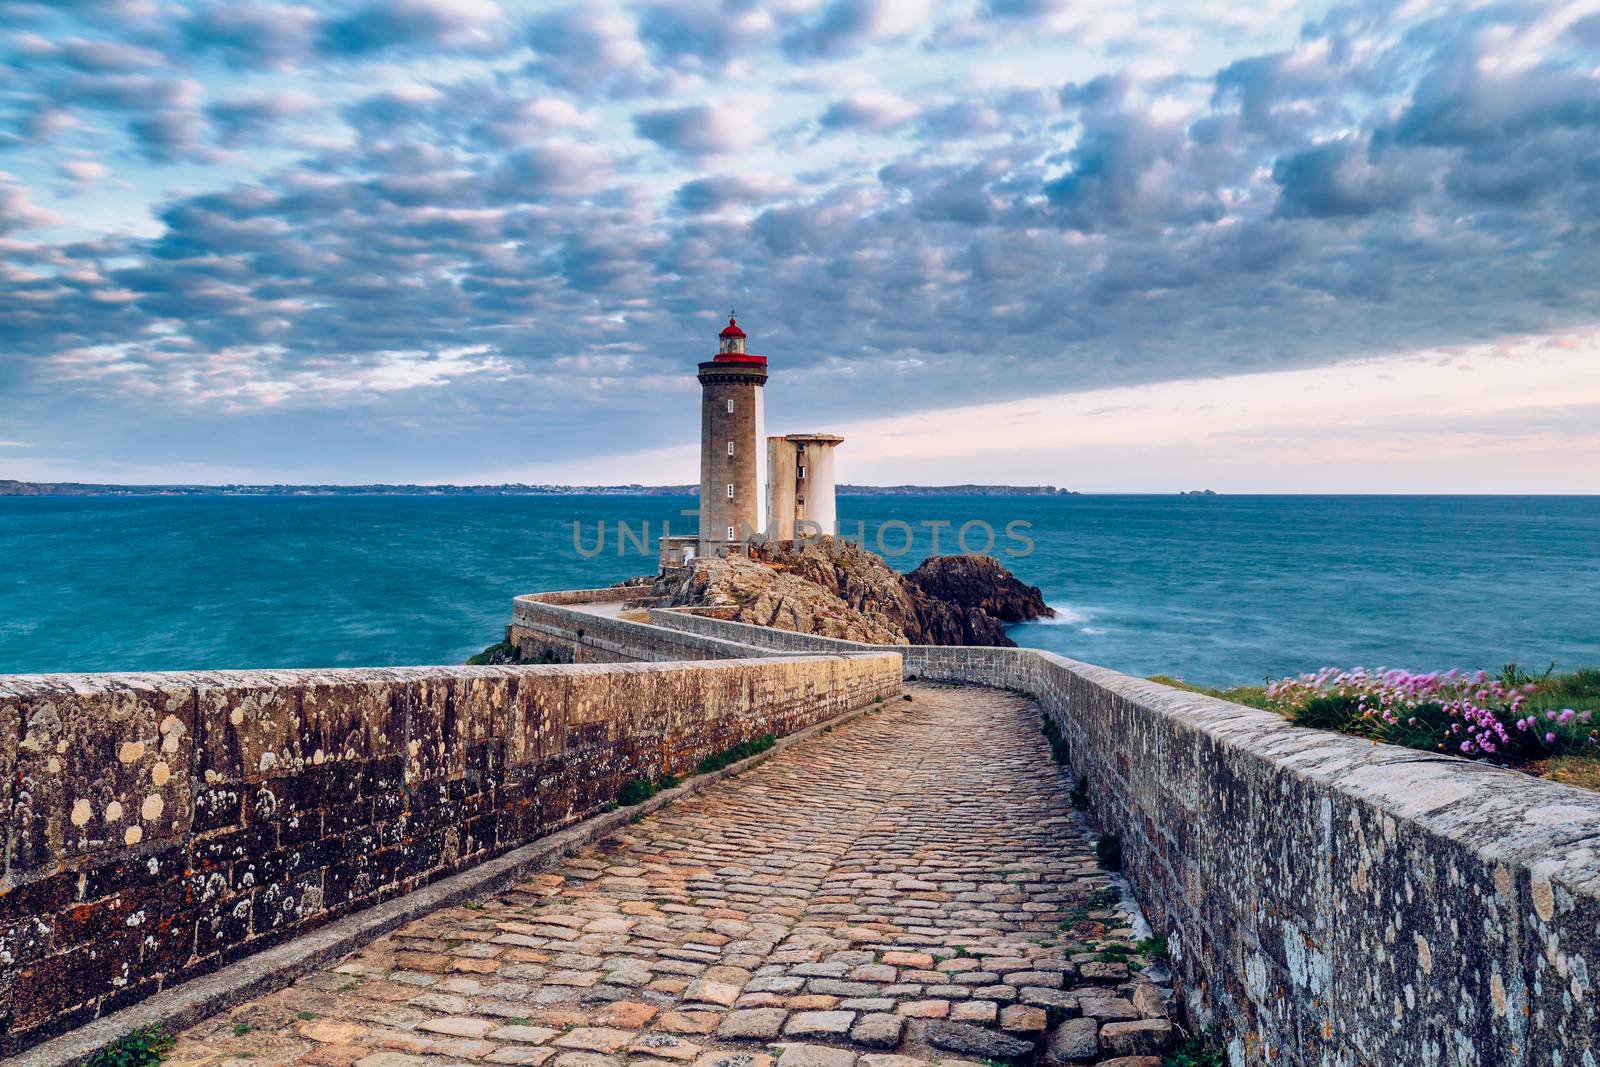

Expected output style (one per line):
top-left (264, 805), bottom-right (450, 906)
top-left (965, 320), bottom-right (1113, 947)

top-left (2, 0), bottom-right (1600, 485)
top-left (633, 102), bottom-right (765, 157)
top-left (673, 173), bottom-right (795, 214)
top-left (783, 0), bottom-right (933, 57)
top-left (320, 0), bottom-right (511, 56)
top-left (526, 6), bottom-right (652, 94)
top-left (182, 2), bottom-right (322, 68)
top-left (819, 90), bottom-right (920, 132)
top-left (0, 174), bottom-right (62, 232)
top-left (1271, 137), bottom-right (1427, 219)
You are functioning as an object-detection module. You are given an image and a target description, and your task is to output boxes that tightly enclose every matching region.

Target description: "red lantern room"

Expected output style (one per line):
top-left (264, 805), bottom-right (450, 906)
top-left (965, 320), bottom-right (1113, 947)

top-left (715, 312), bottom-right (764, 363)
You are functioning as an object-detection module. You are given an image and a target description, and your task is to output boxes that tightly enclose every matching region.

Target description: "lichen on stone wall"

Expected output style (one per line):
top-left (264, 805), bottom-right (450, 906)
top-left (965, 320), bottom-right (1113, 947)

top-left (0, 652), bottom-right (899, 1056)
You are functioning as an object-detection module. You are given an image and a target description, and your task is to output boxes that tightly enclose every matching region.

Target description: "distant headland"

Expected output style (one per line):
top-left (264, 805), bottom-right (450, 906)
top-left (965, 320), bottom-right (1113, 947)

top-left (0, 478), bottom-right (1078, 498)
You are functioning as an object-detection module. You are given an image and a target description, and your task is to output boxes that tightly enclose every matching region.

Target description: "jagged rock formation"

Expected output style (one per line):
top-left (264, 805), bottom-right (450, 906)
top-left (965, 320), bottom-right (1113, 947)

top-left (657, 537), bottom-right (1053, 647)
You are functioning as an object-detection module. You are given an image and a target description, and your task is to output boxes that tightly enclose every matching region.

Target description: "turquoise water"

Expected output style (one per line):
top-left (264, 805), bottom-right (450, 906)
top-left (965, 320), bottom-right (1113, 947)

top-left (1, 495), bottom-right (1596, 684)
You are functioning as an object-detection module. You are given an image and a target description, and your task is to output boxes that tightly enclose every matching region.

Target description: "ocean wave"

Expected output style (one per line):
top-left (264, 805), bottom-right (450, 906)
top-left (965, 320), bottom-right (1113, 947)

top-left (1032, 603), bottom-right (1094, 626)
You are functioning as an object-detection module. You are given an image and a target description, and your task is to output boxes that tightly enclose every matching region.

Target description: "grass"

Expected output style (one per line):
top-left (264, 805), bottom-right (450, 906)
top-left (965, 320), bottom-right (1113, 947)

top-left (84, 1028), bottom-right (173, 1067)
top-left (1149, 667), bottom-right (1600, 790)
top-left (1136, 933), bottom-right (1169, 960)
top-left (697, 732), bottom-right (777, 774)
top-left (615, 737), bottom-right (771, 809)
top-left (1147, 675), bottom-right (1271, 709)
top-left (1164, 1033), bottom-right (1228, 1067)
top-left (1094, 832), bottom-right (1122, 871)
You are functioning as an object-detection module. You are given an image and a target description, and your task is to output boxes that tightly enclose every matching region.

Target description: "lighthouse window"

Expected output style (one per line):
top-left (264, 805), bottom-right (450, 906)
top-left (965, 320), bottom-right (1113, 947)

top-left (726, 399), bottom-right (734, 413)
top-left (726, 483), bottom-right (734, 499)
top-left (727, 441), bottom-right (734, 456)
top-left (798, 466), bottom-right (806, 479)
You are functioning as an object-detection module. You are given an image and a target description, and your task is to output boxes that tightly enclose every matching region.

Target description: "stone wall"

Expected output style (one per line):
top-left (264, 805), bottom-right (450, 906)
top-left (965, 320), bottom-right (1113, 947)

top-left (0, 654), bottom-right (901, 1055)
top-left (630, 609), bottom-right (1600, 1066)
top-left (513, 595), bottom-right (782, 664)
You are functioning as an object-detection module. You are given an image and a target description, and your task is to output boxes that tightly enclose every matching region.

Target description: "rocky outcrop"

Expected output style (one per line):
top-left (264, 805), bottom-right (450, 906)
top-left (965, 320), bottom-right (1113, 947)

top-left (906, 554), bottom-right (1052, 624)
top-left (657, 537), bottom-right (1053, 647)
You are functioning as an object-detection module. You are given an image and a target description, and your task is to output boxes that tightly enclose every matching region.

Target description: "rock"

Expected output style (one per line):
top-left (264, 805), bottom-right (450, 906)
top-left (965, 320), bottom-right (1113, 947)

top-left (417, 1017), bottom-right (495, 1039)
top-left (848, 1013), bottom-right (904, 1049)
top-left (489, 1025), bottom-right (561, 1045)
top-left (1097, 1059), bottom-right (1165, 1067)
top-left (783, 1010), bottom-right (856, 1038)
top-left (1019, 987), bottom-right (1079, 1015)
top-left (1130, 982), bottom-right (1171, 1019)
top-left (657, 538), bottom-right (1051, 648)
top-left (904, 555), bottom-right (1052, 632)
top-left (1043, 1018), bottom-right (1099, 1064)
top-left (998, 1004), bottom-right (1047, 1034)
top-left (924, 1021), bottom-right (1035, 1060)
top-left (1078, 961), bottom-right (1129, 983)
top-left (772, 1045), bottom-right (858, 1067)
top-left (1075, 995), bottom-right (1139, 1020)
top-left (1098, 1019), bottom-right (1176, 1057)
top-left (717, 1008), bottom-right (788, 1040)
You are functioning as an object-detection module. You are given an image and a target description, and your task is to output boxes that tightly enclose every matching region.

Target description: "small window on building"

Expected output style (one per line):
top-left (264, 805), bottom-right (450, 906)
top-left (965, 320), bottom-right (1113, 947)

top-left (727, 526), bottom-right (735, 540)
top-left (727, 441), bottom-right (734, 456)
top-left (798, 466), bottom-right (806, 479)
top-left (726, 399), bottom-right (734, 413)
top-left (726, 483), bottom-right (734, 499)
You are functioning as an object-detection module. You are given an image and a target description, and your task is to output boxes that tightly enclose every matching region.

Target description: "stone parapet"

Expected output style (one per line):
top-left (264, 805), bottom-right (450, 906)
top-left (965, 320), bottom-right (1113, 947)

top-left (633, 607), bottom-right (1600, 1065)
top-left (0, 653), bottom-right (901, 1055)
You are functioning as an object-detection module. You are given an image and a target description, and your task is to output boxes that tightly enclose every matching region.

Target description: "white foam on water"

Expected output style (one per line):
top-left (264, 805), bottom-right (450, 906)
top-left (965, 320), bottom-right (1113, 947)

top-left (1032, 602), bottom-right (1094, 626)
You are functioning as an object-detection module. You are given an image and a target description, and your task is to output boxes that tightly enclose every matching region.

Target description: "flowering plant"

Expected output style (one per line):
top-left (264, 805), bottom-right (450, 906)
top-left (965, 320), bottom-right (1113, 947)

top-left (1264, 666), bottom-right (1598, 763)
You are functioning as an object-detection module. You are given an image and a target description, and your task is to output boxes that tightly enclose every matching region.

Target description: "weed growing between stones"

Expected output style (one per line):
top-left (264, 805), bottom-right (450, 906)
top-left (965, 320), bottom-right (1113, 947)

top-left (1164, 1031), bottom-right (1227, 1067)
top-left (1095, 831), bottom-right (1122, 870)
top-left (697, 732), bottom-right (777, 774)
top-left (1069, 776), bottom-right (1089, 809)
top-left (1137, 933), bottom-right (1170, 960)
top-left (618, 778), bottom-right (656, 805)
top-left (84, 1027), bottom-right (173, 1067)
top-left (1040, 714), bottom-right (1069, 764)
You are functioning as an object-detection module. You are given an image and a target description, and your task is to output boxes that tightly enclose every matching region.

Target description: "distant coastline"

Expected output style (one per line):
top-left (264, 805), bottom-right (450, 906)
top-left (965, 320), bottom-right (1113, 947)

top-left (0, 478), bottom-right (1078, 498)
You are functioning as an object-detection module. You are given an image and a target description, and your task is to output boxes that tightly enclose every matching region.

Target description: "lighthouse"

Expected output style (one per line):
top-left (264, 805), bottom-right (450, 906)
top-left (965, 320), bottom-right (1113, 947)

top-left (697, 314), bottom-right (767, 557)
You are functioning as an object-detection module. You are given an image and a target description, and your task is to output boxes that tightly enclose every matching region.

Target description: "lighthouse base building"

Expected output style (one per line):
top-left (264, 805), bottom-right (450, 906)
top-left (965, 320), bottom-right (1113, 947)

top-left (658, 315), bottom-right (843, 571)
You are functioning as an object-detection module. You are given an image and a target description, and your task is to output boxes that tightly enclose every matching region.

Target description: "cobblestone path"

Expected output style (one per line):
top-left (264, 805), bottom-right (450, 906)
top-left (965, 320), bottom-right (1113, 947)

top-left (164, 684), bottom-right (1176, 1067)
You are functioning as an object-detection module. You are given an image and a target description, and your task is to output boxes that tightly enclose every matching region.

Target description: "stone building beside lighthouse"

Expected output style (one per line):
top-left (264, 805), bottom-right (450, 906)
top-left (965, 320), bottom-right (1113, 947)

top-left (659, 314), bottom-right (844, 569)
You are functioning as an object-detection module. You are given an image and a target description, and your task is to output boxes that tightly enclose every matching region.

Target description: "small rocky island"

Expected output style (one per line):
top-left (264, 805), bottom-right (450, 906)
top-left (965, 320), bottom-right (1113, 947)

top-left (655, 536), bottom-right (1053, 646)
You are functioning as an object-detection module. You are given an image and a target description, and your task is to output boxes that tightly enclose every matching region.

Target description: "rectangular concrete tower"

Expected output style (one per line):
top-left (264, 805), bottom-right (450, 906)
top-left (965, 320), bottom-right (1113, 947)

top-left (766, 433), bottom-right (843, 541)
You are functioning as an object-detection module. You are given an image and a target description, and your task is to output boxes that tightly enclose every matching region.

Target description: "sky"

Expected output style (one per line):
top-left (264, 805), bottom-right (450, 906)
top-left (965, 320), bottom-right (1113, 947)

top-left (1, 0), bottom-right (1598, 491)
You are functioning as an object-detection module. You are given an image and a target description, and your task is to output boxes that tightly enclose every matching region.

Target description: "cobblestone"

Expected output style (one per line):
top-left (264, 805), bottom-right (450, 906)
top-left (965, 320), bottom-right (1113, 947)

top-left (164, 685), bottom-right (1168, 1067)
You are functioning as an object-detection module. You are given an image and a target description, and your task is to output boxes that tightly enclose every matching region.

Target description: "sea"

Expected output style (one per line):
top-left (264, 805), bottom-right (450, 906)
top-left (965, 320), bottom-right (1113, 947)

top-left (1, 494), bottom-right (1596, 685)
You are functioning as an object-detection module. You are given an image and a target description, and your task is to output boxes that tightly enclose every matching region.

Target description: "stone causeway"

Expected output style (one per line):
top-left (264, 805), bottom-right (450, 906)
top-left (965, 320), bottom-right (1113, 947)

top-left (158, 685), bottom-right (1171, 1067)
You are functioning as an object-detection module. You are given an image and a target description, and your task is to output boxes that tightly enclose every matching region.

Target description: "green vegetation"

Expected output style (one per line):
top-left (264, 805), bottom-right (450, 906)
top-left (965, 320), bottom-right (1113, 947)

top-left (1040, 714), bottom-right (1069, 764)
top-left (1147, 675), bottom-right (1270, 709)
top-left (83, 1028), bottom-right (173, 1067)
top-left (697, 732), bottom-right (777, 774)
top-left (1069, 776), bottom-right (1089, 810)
top-left (1164, 1033), bottom-right (1228, 1067)
top-left (467, 640), bottom-right (562, 665)
top-left (1094, 831), bottom-right (1122, 871)
top-left (1151, 667), bottom-right (1600, 789)
top-left (617, 778), bottom-right (656, 805)
top-left (1135, 935), bottom-right (1169, 962)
